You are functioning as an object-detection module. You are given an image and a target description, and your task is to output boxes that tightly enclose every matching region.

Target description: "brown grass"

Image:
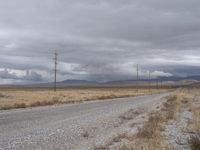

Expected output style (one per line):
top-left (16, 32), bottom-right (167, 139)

top-left (116, 91), bottom-right (184, 150)
top-left (119, 109), bottom-right (141, 121)
top-left (168, 88), bottom-right (200, 150)
top-left (98, 88), bottom-right (200, 150)
top-left (162, 95), bottom-right (176, 120)
top-left (0, 87), bottom-right (168, 110)
top-left (191, 106), bottom-right (200, 133)
top-left (93, 89), bottom-right (194, 150)
top-left (137, 112), bottom-right (163, 139)
top-left (81, 131), bottom-right (89, 139)
top-left (188, 91), bottom-right (200, 150)
top-left (188, 133), bottom-right (200, 150)
top-left (118, 144), bottom-right (133, 150)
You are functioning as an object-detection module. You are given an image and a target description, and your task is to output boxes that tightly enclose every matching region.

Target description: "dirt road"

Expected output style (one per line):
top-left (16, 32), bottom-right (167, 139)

top-left (0, 93), bottom-right (171, 150)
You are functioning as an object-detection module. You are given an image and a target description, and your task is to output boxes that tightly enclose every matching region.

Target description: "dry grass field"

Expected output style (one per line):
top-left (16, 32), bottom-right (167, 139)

top-left (0, 86), bottom-right (169, 110)
top-left (113, 88), bottom-right (200, 150)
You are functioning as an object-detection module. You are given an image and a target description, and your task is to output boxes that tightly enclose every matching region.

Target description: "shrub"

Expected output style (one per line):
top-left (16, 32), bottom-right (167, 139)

top-left (13, 103), bottom-right (27, 108)
top-left (188, 134), bottom-right (200, 150)
top-left (137, 112), bottom-right (162, 138)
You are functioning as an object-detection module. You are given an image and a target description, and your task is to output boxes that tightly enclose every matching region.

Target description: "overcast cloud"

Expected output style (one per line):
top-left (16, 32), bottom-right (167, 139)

top-left (0, 0), bottom-right (200, 83)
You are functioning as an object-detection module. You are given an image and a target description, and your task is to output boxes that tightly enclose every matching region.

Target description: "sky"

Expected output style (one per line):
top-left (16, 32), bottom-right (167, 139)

top-left (0, 0), bottom-right (200, 84)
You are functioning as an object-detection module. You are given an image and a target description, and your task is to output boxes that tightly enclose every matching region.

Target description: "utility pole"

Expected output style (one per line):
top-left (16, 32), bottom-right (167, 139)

top-left (156, 79), bottom-right (159, 93)
top-left (160, 80), bottom-right (162, 90)
top-left (137, 64), bottom-right (139, 95)
top-left (149, 71), bottom-right (151, 94)
top-left (137, 64), bottom-right (139, 83)
top-left (53, 50), bottom-right (58, 92)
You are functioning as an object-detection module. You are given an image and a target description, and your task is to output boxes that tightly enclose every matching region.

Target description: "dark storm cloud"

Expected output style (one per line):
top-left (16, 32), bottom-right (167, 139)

top-left (0, 0), bottom-right (200, 83)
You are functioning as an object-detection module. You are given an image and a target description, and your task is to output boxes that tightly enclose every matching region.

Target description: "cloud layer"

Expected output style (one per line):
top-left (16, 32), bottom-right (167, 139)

top-left (0, 0), bottom-right (200, 83)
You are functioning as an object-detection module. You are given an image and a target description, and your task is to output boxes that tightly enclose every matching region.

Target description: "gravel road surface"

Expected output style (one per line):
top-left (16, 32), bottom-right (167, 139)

top-left (0, 93), bottom-right (171, 150)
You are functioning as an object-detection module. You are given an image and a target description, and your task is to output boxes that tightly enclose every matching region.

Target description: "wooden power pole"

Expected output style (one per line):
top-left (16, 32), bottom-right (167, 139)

top-left (149, 71), bottom-right (151, 94)
top-left (54, 50), bottom-right (58, 92)
top-left (156, 79), bottom-right (159, 93)
top-left (137, 64), bottom-right (139, 83)
top-left (137, 64), bottom-right (139, 95)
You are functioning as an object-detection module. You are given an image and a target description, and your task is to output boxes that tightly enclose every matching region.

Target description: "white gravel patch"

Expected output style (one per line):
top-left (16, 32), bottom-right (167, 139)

top-left (164, 109), bottom-right (193, 150)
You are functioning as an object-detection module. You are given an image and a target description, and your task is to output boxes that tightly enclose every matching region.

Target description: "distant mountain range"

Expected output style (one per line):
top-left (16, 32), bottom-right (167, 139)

top-left (1, 75), bottom-right (200, 87)
top-left (27, 79), bottom-right (98, 87)
top-left (157, 75), bottom-right (200, 81)
top-left (35, 75), bottom-right (200, 87)
top-left (58, 79), bottom-right (98, 85)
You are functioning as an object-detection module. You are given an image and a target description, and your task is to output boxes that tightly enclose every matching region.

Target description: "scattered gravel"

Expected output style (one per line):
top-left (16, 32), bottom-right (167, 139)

top-left (164, 109), bottom-right (193, 150)
top-left (0, 93), bottom-right (171, 150)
